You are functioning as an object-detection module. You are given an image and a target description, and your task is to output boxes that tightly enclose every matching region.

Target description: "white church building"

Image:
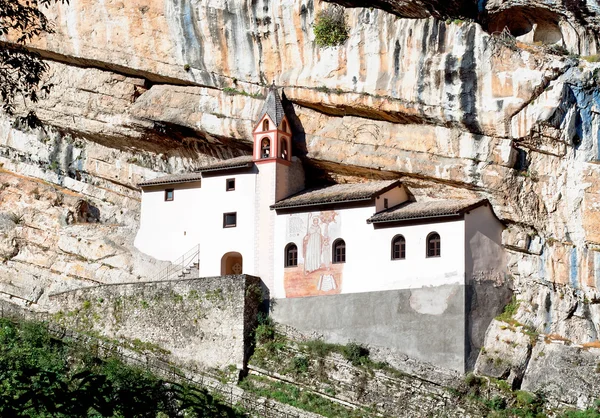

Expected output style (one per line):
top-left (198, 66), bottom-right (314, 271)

top-left (134, 86), bottom-right (509, 372)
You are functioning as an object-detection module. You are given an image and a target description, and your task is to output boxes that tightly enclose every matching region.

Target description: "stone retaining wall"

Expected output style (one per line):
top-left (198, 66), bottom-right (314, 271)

top-left (48, 275), bottom-right (263, 370)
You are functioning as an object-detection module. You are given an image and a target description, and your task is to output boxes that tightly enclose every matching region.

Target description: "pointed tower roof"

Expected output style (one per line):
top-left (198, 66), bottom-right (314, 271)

top-left (258, 83), bottom-right (285, 127)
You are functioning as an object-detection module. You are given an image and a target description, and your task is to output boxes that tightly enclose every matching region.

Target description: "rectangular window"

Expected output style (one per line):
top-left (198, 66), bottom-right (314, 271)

top-left (223, 212), bottom-right (237, 228)
top-left (384, 198), bottom-right (389, 209)
top-left (226, 178), bottom-right (236, 191)
top-left (165, 189), bottom-right (174, 201)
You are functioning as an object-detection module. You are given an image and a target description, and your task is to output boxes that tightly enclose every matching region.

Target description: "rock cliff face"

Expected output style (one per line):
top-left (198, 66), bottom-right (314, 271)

top-left (1, 0), bottom-right (600, 407)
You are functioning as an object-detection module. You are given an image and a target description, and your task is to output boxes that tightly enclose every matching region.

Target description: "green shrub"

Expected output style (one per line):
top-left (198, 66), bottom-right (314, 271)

top-left (254, 312), bottom-right (276, 344)
top-left (465, 372), bottom-right (482, 388)
top-left (302, 339), bottom-right (338, 357)
top-left (342, 342), bottom-right (370, 366)
top-left (0, 318), bottom-right (244, 417)
top-left (290, 355), bottom-right (309, 374)
top-left (496, 295), bottom-right (520, 324)
top-left (486, 395), bottom-right (507, 411)
top-left (313, 5), bottom-right (349, 47)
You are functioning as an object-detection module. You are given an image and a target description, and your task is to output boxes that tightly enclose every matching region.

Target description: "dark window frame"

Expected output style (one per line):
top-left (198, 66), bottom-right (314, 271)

top-left (384, 198), bottom-right (389, 209)
top-left (164, 189), bottom-right (174, 201)
top-left (332, 239), bottom-right (346, 264)
top-left (284, 243), bottom-right (298, 268)
top-left (391, 235), bottom-right (406, 260)
top-left (223, 212), bottom-right (237, 228)
top-left (426, 232), bottom-right (441, 258)
top-left (226, 178), bottom-right (236, 191)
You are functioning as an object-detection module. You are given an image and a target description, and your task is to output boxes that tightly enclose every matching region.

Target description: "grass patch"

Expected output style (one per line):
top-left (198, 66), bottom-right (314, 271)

top-left (583, 55), bottom-right (600, 63)
top-left (496, 295), bottom-right (520, 324)
top-left (222, 86), bottom-right (264, 99)
top-left (239, 375), bottom-right (369, 417)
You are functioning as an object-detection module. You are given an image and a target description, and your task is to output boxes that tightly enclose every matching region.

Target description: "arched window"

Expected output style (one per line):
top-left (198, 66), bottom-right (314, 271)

top-left (426, 232), bottom-right (441, 258)
top-left (391, 235), bottom-right (406, 260)
top-left (332, 239), bottom-right (346, 264)
top-left (261, 138), bottom-right (270, 158)
top-left (285, 243), bottom-right (298, 267)
top-left (280, 139), bottom-right (288, 159)
top-left (282, 121), bottom-right (288, 132)
top-left (263, 119), bottom-right (269, 131)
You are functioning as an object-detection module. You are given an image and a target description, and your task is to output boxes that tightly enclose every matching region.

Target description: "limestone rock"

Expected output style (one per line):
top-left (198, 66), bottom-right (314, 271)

top-left (522, 342), bottom-right (600, 409)
top-left (474, 320), bottom-right (532, 387)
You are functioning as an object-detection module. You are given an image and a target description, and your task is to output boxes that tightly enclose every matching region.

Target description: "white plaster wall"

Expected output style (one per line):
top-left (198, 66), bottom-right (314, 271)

top-left (134, 182), bottom-right (203, 262)
top-left (198, 172), bottom-right (257, 276)
top-left (134, 172), bottom-right (257, 276)
top-left (464, 205), bottom-right (505, 282)
top-left (273, 205), bottom-right (466, 298)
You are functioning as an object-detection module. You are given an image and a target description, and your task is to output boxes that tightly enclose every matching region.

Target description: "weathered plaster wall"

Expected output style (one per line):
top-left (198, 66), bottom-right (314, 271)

top-left (48, 275), bottom-right (262, 370)
top-left (272, 285), bottom-right (467, 372)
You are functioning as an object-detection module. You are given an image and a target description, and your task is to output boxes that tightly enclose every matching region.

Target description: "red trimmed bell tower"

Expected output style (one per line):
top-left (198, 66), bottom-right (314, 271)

top-left (252, 84), bottom-right (303, 290)
top-left (252, 87), bottom-right (293, 167)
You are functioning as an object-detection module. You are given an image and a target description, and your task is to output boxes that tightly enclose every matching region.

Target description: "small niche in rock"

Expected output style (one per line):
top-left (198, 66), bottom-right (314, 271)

top-left (75, 200), bottom-right (100, 223)
top-left (513, 148), bottom-right (529, 171)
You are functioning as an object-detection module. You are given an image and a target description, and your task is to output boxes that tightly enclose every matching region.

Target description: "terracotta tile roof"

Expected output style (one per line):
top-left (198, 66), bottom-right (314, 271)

top-left (271, 180), bottom-right (400, 210)
top-left (258, 86), bottom-right (285, 126)
top-left (367, 198), bottom-right (488, 224)
top-left (138, 155), bottom-right (253, 187)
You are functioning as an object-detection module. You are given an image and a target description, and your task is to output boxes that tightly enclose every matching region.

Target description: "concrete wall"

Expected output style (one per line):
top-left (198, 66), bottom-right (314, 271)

top-left (48, 275), bottom-right (262, 370)
top-left (272, 285), bottom-right (467, 372)
top-left (464, 204), bottom-right (511, 368)
top-left (273, 205), bottom-right (466, 298)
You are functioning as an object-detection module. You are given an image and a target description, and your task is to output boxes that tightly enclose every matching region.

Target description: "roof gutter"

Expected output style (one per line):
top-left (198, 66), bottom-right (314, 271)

top-left (271, 196), bottom-right (374, 211)
top-left (138, 177), bottom-right (202, 188)
top-left (200, 162), bottom-right (253, 173)
top-left (367, 212), bottom-right (463, 224)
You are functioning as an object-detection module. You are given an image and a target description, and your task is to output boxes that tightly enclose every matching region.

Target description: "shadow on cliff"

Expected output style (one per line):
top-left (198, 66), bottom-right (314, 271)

top-left (281, 90), bottom-right (337, 187)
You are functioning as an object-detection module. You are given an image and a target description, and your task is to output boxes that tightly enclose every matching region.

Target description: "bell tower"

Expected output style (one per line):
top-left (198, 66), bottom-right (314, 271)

top-left (252, 84), bottom-right (293, 167)
top-left (253, 84), bottom-right (304, 290)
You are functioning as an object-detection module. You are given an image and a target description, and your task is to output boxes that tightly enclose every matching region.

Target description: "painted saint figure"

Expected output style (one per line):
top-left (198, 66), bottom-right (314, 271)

top-left (303, 217), bottom-right (322, 273)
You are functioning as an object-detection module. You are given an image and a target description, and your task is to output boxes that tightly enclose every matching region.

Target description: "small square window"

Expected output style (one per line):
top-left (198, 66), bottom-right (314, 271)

top-left (165, 189), bottom-right (174, 201)
top-left (226, 178), bottom-right (235, 191)
top-left (223, 212), bottom-right (237, 228)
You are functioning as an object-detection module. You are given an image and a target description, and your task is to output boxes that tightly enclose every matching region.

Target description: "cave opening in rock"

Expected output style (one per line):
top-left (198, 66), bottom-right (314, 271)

top-left (488, 7), bottom-right (563, 45)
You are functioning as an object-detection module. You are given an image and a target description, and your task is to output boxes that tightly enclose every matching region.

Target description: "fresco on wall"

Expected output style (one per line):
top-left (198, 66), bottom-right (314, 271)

top-left (284, 211), bottom-right (344, 298)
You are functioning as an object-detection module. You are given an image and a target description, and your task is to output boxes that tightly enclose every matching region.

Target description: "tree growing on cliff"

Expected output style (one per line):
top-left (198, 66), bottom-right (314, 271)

top-left (0, 0), bottom-right (67, 126)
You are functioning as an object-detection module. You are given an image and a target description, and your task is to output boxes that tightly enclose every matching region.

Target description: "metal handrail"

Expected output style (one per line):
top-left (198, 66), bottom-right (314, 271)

top-left (147, 244), bottom-right (200, 282)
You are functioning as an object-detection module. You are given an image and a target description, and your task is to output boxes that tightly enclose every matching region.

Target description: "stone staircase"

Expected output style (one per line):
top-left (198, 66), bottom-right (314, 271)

top-left (176, 262), bottom-right (200, 279)
top-left (148, 244), bottom-right (201, 282)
